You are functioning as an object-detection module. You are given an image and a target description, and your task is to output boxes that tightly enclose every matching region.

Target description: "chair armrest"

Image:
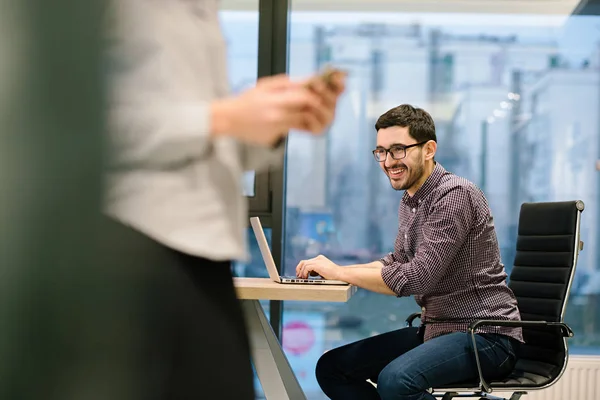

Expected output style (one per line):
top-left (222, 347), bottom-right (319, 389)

top-left (466, 319), bottom-right (573, 394)
top-left (468, 319), bottom-right (574, 338)
top-left (405, 312), bottom-right (422, 327)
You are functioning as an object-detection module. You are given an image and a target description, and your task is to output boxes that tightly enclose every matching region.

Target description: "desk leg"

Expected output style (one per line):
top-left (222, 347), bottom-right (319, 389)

top-left (241, 300), bottom-right (307, 400)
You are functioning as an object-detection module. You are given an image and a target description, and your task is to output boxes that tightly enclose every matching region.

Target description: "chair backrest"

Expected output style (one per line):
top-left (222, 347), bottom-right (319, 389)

top-left (508, 200), bottom-right (584, 381)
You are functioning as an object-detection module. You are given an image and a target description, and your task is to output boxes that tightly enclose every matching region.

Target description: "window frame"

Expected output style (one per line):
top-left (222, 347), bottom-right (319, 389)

top-left (247, 0), bottom-right (291, 339)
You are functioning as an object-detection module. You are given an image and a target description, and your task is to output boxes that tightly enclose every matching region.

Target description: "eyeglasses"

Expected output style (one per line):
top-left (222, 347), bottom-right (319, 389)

top-left (372, 141), bottom-right (428, 162)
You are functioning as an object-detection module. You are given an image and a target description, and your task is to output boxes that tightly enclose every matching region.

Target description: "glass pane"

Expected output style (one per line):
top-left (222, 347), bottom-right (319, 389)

top-left (219, 5), bottom-right (259, 198)
top-left (283, 5), bottom-right (600, 399)
top-left (243, 170), bottom-right (256, 197)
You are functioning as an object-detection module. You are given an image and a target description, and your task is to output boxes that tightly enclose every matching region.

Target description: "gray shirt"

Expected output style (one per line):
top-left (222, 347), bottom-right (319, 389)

top-left (103, 0), bottom-right (282, 261)
top-left (380, 163), bottom-right (523, 342)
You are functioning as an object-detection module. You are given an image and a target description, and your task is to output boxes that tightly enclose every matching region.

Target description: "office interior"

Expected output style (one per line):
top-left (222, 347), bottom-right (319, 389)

top-left (2, 0), bottom-right (600, 399)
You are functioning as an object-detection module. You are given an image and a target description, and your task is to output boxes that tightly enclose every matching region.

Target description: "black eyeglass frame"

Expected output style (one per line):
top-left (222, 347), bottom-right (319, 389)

top-left (372, 141), bottom-right (428, 162)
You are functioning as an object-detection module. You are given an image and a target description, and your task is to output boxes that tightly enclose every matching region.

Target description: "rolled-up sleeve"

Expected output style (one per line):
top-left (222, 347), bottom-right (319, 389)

top-left (380, 187), bottom-right (475, 296)
top-left (379, 247), bottom-right (408, 268)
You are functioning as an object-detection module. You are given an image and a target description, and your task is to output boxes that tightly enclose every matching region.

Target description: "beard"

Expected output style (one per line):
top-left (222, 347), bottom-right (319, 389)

top-left (386, 161), bottom-right (425, 191)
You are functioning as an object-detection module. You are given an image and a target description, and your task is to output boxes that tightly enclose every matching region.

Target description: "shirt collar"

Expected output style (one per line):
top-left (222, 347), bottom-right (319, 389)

top-left (402, 162), bottom-right (446, 207)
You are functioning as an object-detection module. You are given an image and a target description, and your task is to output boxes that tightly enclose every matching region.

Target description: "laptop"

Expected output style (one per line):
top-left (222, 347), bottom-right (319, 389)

top-left (250, 217), bottom-right (349, 285)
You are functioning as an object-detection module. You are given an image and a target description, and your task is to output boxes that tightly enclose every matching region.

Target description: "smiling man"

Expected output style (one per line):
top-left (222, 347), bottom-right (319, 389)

top-left (296, 104), bottom-right (523, 400)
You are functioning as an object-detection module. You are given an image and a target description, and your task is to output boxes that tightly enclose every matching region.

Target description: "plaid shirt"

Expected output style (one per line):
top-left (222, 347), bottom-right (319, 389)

top-left (380, 163), bottom-right (523, 343)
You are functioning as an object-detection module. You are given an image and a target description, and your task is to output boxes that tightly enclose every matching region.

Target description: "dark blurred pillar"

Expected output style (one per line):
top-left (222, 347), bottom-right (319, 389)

top-left (0, 2), bottom-right (123, 399)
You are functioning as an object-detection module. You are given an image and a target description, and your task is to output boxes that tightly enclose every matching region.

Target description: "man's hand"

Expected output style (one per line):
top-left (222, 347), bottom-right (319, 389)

top-left (295, 255), bottom-right (343, 280)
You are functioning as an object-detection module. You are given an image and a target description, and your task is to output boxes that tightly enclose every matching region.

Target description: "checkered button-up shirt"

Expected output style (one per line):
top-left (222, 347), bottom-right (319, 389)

top-left (380, 163), bottom-right (523, 343)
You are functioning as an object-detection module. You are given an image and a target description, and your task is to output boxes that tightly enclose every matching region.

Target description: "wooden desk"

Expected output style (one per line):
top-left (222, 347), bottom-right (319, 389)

top-left (234, 278), bottom-right (357, 400)
top-left (234, 277), bottom-right (356, 302)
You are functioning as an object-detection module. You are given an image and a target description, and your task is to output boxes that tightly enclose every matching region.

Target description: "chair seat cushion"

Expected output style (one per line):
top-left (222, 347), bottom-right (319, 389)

top-left (435, 359), bottom-right (560, 390)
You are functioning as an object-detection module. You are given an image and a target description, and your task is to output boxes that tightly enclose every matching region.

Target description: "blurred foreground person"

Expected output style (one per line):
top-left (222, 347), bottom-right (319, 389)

top-left (0, 1), bottom-right (115, 400)
top-left (102, 0), bottom-right (346, 399)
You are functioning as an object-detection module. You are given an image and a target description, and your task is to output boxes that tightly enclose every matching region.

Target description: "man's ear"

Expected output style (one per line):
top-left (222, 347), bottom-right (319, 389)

top-left (424, 140), bottom-right (437, 161)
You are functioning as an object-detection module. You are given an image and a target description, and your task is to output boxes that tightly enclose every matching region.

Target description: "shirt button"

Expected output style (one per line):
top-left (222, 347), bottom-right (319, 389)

top-left (418, 199), bottom-right (422, 203)
top-left (404, 233), bottom-right (407, 239)
top-left (421, 307), bottom-right (426, 313)
top-left (412, 208), bottom-right (416, 213)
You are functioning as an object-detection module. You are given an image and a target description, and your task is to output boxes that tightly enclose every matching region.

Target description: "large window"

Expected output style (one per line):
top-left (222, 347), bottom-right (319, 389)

top-left (220, 1), bottom-right (599, 399)
top-left (281, 5), bottom-right (600, 400)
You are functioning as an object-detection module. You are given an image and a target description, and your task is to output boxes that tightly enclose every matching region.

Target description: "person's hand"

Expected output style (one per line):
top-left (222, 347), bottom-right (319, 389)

top-left (210, 74), bottom-right (326, 146)
top-left (295, 255), bottom-right (342, 280)
top-left (297, 71), bottom-right (347, 133)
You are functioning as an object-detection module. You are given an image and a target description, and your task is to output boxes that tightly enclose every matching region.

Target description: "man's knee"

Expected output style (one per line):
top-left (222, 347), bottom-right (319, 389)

top-left (315, 348), bottom-right (340, 384)
top-left (377, 365), bottom-right (418, 399)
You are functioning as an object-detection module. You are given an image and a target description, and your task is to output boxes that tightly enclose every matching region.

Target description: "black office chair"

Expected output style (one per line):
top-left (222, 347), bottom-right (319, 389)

top-left (405, 200), bottom-right (585, 400)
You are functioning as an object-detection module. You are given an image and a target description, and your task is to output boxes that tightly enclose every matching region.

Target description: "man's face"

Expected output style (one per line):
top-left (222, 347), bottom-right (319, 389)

top-left (376, 126), bottom-right (425, 192)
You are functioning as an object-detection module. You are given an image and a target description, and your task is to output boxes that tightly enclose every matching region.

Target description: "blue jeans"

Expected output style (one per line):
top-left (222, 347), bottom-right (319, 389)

top-left (315, 327), bottom-right (517, 400)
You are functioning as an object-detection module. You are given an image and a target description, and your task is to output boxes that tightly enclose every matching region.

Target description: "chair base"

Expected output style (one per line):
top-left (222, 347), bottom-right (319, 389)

top-left (435, 391), bottom-right (527, 400)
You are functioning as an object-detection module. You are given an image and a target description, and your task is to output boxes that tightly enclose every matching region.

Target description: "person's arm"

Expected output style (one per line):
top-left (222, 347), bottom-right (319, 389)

top-left (239, 73), bottom-right (345, 173)
top-left (345, 261), bottom-right (384, 269)
top-left (332, 248), bottom-right (410, 295)
top-left (103, 2), bottom-right (285, 169)
top-left (380, 186), bottom-right (475, 297)
top-left (336, 262), bottom-right (396, 295)
top-left (296, 257), bottom-right (395, 295)
top-left (295, 225), bottom-right (409, 295)
top-left (105, 1), bottom-right (343, 170)
top-left (296, 188), bottom-right (475, 296)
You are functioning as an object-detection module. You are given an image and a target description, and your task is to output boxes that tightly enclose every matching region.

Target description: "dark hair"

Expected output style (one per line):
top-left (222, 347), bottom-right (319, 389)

top-left (375, 104), bottom-right (437, 143)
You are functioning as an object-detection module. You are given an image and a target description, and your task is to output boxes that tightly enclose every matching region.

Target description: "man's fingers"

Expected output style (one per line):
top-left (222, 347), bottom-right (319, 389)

top-left (301, 264), bottom-right (308, 278)
top-left (305, 263), bottom-right (315, 278)
top-left (300, 261), bottom-right (314, 279)
top-left (297, 260), bottom-right (315, 278)
top-left (300, 264), bottom-right (309, 279)
top-left (296, 260), bottom-right (305, 277)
